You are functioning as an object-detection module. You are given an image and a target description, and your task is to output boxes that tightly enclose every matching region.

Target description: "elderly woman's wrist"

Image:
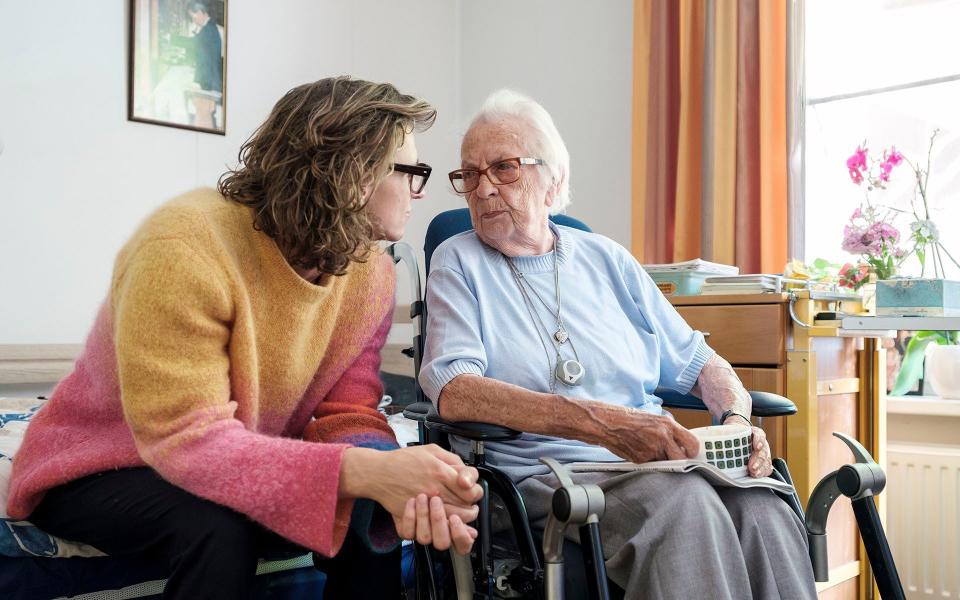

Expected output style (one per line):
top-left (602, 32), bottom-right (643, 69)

top-left (721, 411), bottom-right (752, 427)
top-left (551, 394), bottom-right (605, 442)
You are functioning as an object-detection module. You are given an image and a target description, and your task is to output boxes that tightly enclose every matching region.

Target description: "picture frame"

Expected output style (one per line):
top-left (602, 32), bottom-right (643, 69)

top-left (128, 0), bottom-right (228, 134)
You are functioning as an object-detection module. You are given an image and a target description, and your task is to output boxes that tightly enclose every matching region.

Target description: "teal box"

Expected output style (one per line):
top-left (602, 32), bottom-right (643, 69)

top-left (876, 278), bottom-right (960, 317)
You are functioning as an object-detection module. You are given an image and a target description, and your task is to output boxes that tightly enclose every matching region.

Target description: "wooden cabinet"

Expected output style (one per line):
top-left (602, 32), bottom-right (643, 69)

top-left (668, 293), bottom-right (886, 600)
top-left (676, 303), bottom-right (786, 365)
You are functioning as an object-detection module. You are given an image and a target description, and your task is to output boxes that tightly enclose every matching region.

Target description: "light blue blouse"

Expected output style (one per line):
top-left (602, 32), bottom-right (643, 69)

top-left (418, 223), bottom-right (714, 481)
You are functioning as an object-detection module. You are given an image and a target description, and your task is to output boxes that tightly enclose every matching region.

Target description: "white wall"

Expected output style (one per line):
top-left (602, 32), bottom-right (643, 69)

top-left (458, 0), bottom-right (634, 246)
top-left (0, 0), bottom-right (633, 345)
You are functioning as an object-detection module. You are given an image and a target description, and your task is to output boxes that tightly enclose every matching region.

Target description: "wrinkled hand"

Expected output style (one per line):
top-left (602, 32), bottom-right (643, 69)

top-left (745, 425), bottom-right (774, 477)
top-left (393, 494), bottom-right (478, 554)
top-left (598, 408), bottom-right (700, 464)
top-left (723, 417), bottom-right (773, 477)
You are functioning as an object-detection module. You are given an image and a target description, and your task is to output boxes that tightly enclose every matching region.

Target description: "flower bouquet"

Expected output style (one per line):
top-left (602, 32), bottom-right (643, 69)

top-left (844, 130), bottom-right (959, 278)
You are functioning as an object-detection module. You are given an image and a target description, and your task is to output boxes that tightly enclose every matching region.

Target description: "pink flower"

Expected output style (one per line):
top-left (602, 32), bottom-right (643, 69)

top-left (847, 146), bottom-right (868, 171)
top-left (878, 147), bottom-right (904, 182)
top-left (847, 145), bottom-right (868, 185)
top-left (879, 164), bottom-right (892, 182)
top-left (851, 207), bottom-right (862, 219)
top-left (838, 263), bottom-right (856, 288)
top-left (838, 263), bottom-right (870, 289)
top-left (842, 224), bottom-right (873, 254)
top-left (884, 147), bottom-right (903, 167)
top-left (868, 221), bottom-right (900, 244)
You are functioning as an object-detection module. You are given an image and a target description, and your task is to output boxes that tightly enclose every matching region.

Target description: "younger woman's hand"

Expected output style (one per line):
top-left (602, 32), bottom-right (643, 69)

top-left (339, 445), bottom-right (483, 524)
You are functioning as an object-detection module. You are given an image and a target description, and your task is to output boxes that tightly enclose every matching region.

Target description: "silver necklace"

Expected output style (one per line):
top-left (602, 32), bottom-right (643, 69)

top-left (506, 236), bottom-right (586, 389)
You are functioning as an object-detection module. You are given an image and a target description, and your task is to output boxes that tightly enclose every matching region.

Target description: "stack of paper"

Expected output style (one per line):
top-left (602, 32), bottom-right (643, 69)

top-left (700, 274), bottom-right (783, 295)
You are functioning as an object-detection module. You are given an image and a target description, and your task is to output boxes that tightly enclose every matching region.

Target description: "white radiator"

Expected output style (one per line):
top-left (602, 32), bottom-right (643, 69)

top-left (887, 443), bottom-right (960, 599)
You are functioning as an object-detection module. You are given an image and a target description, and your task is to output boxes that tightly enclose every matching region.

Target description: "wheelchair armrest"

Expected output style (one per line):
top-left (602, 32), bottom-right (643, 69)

top-left (656, 389), bottom-right (797, 418)
top-left (402, 401), bottom-right (432, 423)
top-left (402, 401), bottom-right (521, 441)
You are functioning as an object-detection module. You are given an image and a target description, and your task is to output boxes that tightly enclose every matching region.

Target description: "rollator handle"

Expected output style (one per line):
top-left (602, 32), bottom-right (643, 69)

top-left (540, 458), bottom-right (610, 600)
top-left (805, 433), bottom-right (904, 600)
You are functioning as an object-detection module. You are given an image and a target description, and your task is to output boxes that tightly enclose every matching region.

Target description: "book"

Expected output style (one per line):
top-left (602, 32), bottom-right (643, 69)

top-left (703, 275), bottom-right (782, 285)
top-left (641, 258), bottom-right (739, 276)
top-left (699, 274), bottom-right (793, 295)
top-left (565, 459), bottom-right (795, 495)
top-left (699, 283), bottom-right (779, 295)
top-left (699, 289), bottom-right (777, 296)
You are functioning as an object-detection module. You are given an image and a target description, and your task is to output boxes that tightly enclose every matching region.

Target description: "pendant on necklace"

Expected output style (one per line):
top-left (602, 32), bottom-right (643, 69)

top-left (556, 359), bottom-right (585, 386)
top-left (554, 329), bottom-right (568, 344)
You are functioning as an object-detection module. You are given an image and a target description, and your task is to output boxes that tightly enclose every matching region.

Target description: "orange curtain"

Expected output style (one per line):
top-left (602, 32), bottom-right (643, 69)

top-left (631, 0), bottom-right (788, 274)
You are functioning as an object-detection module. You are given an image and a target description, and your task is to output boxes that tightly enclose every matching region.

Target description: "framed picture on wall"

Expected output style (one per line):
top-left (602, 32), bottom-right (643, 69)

top-left (128, 0), bottom-right (228, 134)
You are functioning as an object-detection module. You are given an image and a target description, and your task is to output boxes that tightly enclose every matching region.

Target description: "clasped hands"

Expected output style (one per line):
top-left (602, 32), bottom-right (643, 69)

top-left (340, 444), bottom-right (482, 554)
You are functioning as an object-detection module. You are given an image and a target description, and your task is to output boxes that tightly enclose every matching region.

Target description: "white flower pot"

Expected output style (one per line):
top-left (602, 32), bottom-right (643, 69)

top-left (925, 344), bottom-right (960, 399)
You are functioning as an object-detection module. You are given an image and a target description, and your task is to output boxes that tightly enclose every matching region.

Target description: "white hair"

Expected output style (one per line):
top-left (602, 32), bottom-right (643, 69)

top-left (467, 89), bottom-right (571, 214)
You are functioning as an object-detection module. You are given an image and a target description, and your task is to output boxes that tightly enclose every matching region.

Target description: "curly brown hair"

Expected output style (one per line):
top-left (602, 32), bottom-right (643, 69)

top-left (218, 76), bottom-right (436, 276)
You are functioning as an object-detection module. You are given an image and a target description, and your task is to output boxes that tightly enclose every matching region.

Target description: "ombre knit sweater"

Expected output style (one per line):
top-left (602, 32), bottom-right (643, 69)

top-left (7, 188), bottom-right (400, 557)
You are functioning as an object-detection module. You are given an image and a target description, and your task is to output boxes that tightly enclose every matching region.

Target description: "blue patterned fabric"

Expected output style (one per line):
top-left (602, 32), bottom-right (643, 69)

top-left (0, 397), bottom-right (105, 558)
top-left (1, 552), bottom-right (325, 600)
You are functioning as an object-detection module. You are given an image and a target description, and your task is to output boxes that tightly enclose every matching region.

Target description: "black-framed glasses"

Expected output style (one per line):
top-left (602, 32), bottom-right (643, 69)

top-left (448, 157), bottom-right (545, 194)
top-left (393, 162), bottom-right (432, 194)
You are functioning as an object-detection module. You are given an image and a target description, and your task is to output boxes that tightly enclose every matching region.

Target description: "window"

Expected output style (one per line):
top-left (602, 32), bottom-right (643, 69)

top-left (803, 0), bottom-right (960, 278)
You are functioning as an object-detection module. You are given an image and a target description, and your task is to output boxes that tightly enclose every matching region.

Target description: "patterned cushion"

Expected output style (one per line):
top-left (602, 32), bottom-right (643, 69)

top-left (0, 397), bottom-right (105, 558)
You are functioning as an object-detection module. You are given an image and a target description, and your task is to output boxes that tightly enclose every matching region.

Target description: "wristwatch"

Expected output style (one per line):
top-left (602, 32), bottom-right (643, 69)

top-left (720, 409), bottom-right (752, 427)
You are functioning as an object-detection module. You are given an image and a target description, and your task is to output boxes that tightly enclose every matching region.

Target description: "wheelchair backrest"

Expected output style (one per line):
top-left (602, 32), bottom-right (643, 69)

top-left (424, 208), bottom-right (591, 274)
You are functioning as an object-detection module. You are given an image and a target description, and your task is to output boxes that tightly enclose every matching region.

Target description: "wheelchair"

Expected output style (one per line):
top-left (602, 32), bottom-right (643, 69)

top-left (388, 208), bottom-right (904, 600)
top-left (389, 209), bottom-right (800, 599)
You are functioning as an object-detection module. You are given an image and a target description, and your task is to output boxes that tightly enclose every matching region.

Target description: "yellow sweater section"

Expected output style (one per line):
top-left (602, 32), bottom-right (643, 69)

top-left (113, 188), bottom-right (394, 440)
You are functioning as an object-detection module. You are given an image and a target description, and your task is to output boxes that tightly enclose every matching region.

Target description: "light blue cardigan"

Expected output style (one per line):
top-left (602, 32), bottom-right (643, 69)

top-left (419, 223), bottom-right (714, 482)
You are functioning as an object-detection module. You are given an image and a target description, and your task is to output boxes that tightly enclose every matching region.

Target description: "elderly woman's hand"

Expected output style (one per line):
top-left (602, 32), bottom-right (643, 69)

top-left (721, 415), bottom-right (773, 477)
top-left (743, 423), bottom-right (774, 478)
top-left (393, 494), bottom-right (478, 555)
top-left (588, 405), bottom-right (701, 464)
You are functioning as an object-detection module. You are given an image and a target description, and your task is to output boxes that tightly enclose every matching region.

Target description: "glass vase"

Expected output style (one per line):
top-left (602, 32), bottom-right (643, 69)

top-left (925, 344), bottom-right (960, 399)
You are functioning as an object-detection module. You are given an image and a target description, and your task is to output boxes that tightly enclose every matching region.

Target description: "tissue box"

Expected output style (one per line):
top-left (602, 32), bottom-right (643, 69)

top-left (876, 278), bottom-right (960, 317)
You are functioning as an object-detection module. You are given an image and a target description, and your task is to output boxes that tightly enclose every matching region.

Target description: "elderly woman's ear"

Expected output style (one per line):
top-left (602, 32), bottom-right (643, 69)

top-left (543, 172), bottom-right (563, 208)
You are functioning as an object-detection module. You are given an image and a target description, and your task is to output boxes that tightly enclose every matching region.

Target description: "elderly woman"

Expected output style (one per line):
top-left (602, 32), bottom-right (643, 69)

top-left (419, 89), bottom-right (817, 599)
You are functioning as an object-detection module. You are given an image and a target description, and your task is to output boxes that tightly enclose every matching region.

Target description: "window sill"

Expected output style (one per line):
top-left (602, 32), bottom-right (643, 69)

top-left (887, 395), bottom-right (960, 418)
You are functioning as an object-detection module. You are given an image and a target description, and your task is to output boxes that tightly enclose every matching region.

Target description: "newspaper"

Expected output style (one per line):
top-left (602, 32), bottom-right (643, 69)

top-left (565, 459), bottom-right (795, 495)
